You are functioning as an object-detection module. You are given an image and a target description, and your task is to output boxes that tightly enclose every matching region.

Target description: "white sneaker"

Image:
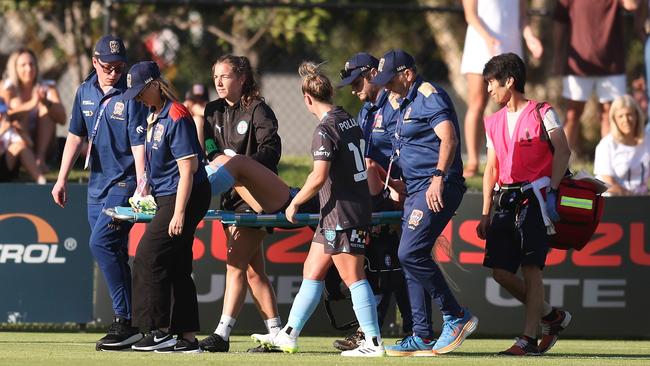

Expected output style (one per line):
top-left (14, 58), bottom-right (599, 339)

top-left (251, 333), bottom-right (273, 346)
top-left (341, 337), bottom-right (385, 357)
top-left (272, 330), bottom-right (299, 354)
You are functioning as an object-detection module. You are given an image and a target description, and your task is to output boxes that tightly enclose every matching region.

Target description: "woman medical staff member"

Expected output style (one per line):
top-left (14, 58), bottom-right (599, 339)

top-left (200, 55), bottom-right (283, 353)
top-left (251, 62), bottom-right (384, 357)
top-left (122, 61), bottom-right (210, 353)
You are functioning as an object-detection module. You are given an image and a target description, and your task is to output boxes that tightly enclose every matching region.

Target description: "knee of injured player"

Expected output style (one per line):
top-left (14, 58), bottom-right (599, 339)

top-left (205, 162), bottom-right (236, 196)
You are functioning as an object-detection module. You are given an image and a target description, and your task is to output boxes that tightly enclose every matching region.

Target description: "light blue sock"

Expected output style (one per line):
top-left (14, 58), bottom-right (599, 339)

top-left (350, 279), bottom-right (381, 341)
top-left (285, 279), bottom-right (323, 337)
top-left (205, 164), bottom-right (235, 196)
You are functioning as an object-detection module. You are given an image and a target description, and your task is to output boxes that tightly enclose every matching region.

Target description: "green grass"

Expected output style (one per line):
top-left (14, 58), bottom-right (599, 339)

top-left (0, 333), bottom-right (649, 366)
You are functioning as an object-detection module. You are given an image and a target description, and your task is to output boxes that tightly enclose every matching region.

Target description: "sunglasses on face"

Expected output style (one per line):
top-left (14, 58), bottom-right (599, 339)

top-left (97, 60), bottom-right (126, 75)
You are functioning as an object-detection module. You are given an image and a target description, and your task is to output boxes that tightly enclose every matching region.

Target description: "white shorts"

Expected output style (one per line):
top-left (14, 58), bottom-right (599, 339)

top-left (562, 74), bottom-right (626, 103)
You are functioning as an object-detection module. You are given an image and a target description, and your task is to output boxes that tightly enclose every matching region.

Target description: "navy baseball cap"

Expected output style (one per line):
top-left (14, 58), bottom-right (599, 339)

top-left (0, 97), bottom-right (7, 114)
top-left (371, 49), bottom-right (415, 86)
top-left (337, 52), bottom-right (379, 88)
top-left (123, 61), bottom-right (161, 100)
top-left (93, 35), bottom-right (127, 63)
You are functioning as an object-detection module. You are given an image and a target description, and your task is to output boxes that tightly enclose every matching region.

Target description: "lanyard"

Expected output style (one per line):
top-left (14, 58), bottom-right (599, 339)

top-left (84, 96), bottom-right (113, 169)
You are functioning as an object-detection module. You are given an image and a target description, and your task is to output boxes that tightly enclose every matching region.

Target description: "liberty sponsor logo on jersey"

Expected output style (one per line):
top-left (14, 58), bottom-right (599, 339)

top-left (111, 101), bottom-right (125, 120)
top-left (81, 100), bottom-right (95, 106)
top-left (236, 120), bottom-right (249, 135)
top-left (407, 209), bottom-right (423, 230)
top-left (337, 118), bottom-right (359, 131)
top-left (152, 124), bottom-right (164, 149)
top-left (313, 145), bottom-right (331, 158)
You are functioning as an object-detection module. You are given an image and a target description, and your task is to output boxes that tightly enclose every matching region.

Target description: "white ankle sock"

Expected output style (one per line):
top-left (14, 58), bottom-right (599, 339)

top-left (215, 314), bottom-right (236, 340)
top-left (265, 317), bottom-right (282, 335)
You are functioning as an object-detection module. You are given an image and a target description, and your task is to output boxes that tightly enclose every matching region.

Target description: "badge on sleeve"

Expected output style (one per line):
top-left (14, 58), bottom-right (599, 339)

top-left (236, 120), bottom-right (249, 135)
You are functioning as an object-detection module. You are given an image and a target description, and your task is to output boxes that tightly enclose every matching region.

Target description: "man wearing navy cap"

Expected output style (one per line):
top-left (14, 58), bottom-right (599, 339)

top-left (372, 49), bottom-right (478, 356)
top-left (332, 52), bottom-right (412, 351)
top-left (52, 34), bottom-right (148, 351)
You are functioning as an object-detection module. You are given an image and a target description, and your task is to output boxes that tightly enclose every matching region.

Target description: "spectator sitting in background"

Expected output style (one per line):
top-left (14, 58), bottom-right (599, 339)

top-left (2, 48), bottom-right (66, 172)
top-left (0, 97), bottom-right (47, 184)
top-left (594, 95), bottom-right (650, 196)
top-left (183, 83), bottom-right (209, 152)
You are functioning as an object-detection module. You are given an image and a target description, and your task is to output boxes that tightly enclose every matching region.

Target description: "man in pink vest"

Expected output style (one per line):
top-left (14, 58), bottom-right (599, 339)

top-left (476, 53), bottom-right (571, 356)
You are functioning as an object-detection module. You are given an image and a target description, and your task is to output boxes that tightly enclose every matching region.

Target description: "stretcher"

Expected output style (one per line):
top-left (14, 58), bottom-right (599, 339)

top-left (103, 206), bottom-right (403, 228)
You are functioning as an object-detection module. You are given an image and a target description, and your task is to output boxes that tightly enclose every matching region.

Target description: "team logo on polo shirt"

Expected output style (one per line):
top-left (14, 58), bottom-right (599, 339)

top-left (408, 209), bottom-right (423, 230)
top-left (404, 107), bottom-right (412, 120)
top-left (112, 101), bottom-right (125, 120)
top-left (152, 124), bottom-right (164, 149)
top-left (109, 40), bottom-right (120, 54)
top-left (236, 120), bottom-right (248, 135)
top-left (374, 113), bottom-right (383, 129)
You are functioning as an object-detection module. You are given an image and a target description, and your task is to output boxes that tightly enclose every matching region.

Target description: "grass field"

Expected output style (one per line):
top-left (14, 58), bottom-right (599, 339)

top-left (1, 333), bottom-right (649, 366)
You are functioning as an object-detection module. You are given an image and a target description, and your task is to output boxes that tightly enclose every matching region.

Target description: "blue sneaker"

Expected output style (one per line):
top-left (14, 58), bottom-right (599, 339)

top-left (432, 308), bottom-right (478, 354)
top-left (385, 335), bottom-right (435, 357)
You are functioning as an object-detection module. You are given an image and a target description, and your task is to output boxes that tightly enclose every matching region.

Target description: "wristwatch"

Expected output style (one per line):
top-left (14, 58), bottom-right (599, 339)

top-left (432, 169), bottom-right (446, 178)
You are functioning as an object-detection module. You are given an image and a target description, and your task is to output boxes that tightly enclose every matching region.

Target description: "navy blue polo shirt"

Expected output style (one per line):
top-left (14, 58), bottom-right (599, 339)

top-left (145, 101), bottom-right (207, 197)
top-left (69, 71), bottom-right (147, 203)
top-left (357, 89), bottom-right (401, 178)
top-left (394, 76), bottom-right (463, 194)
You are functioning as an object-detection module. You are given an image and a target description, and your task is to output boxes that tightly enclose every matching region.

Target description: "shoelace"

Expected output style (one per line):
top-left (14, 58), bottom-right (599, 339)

top-left (395, 336), bottom-right (419, 348)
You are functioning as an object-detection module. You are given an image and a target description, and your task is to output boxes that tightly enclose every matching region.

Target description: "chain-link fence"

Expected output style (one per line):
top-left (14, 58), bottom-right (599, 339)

top-left (0, 1), bottom-right (643, 161)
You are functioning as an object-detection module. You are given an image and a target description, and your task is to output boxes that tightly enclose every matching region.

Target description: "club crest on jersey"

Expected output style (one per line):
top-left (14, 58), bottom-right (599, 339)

top-left (408, 209), bottom-right (423, 229)
top-left (112, 101), bottom-right (125, 117)
top-left (404, 107), bottom-right (412, 120)
top-left (236, 120), bottom-right (248, 135)
top-left (152, 124), bottom-right (164, 149)
top-left (374, 113), bottom-right (383, 129)
top-left (109, 41), bottom-right (120, 54)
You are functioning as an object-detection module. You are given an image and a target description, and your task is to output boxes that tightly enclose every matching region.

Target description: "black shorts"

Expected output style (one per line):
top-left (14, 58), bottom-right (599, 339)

top-left (313, 226), bottom-right (368, 255)
top-left (483, 189), bottom-right (549, 273)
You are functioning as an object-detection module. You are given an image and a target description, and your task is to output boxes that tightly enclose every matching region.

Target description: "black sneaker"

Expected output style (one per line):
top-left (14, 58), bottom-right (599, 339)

top-left (155, 337), bottom-right (202, 354)
top-left (131, 329), bottom-right (176, 352)
top-left (96, 317), bottom-right (143, 351)
top-left (333, 330), bottom-right (365, 351)
top-left (199, 333), bottom-right (229, 352)
top-left (247, 344), bottom-right (282, 353)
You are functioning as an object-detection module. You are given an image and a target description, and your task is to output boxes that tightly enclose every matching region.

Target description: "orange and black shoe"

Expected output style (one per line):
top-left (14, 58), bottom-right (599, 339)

top-left (539, 308), bottom-right (572, 354)
top-left (498, 336), bottom-right (540, 356)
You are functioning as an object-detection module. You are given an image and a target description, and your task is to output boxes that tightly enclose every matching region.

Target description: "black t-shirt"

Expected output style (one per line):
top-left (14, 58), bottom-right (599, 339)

top-left (311, 107), bottom-right (371, 230)
top-left (204, 98), bottom-right (282, 211)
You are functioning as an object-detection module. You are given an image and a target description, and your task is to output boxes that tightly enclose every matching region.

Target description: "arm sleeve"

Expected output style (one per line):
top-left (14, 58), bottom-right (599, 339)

top-left (311, 125), bottom-right (336, 162)
top-left (426, 94), bottom-right (453, 129)
top-left (543, 108), bottom-right (562, 132)
top-left (68, 89), bottom-right (88, 137)
top-left (168, 117), bottom-right (200, 160)
top-left (127, 100), bottom-right (148, 146)
top-left (593, 139), bottom-right (615, 177)
top-left (250, 103), bottom-right (282, 169)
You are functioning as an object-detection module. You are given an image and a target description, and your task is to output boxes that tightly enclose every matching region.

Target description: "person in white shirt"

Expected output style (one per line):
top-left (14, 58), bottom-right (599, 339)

top-left (594, 94), bottom-right (650, 195)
